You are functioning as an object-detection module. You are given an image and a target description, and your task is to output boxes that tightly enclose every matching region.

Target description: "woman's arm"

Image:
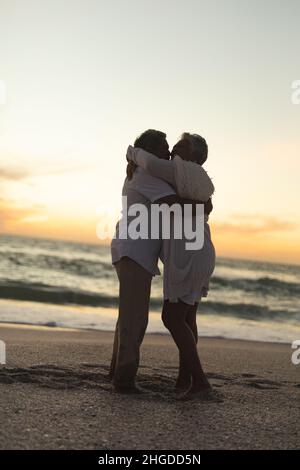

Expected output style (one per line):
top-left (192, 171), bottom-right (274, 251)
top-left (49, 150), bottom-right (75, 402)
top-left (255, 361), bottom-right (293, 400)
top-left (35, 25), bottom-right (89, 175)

top-left (126, 145), bottom-right (214, 205)
top-left (126, 146), bottom-right (176, 186)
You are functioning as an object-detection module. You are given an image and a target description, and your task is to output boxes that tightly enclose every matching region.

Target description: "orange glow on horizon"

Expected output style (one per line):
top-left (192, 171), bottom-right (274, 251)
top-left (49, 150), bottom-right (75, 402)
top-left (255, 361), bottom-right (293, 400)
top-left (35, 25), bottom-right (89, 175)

top-left (1, 201), bottom-right (300, 265)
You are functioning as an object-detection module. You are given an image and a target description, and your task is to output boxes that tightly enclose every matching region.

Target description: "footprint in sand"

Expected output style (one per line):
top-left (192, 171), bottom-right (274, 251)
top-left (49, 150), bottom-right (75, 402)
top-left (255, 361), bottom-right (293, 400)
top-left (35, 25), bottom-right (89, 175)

top-left (0, 364), bottom-right (111, 391)
top-left (0, 364), bottom-right (294, 397)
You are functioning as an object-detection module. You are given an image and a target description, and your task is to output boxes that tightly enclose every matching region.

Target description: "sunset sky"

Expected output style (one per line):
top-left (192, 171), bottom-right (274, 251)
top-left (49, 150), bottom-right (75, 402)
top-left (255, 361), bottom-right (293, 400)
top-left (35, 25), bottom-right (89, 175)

top-left (0, 0), bottom-right (300, 263)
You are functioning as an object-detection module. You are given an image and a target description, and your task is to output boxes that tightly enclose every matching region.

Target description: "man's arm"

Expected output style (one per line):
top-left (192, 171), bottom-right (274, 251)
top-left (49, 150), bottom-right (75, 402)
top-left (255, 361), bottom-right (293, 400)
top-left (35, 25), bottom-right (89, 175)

top-left (128, 146), bottom-right (214, 201)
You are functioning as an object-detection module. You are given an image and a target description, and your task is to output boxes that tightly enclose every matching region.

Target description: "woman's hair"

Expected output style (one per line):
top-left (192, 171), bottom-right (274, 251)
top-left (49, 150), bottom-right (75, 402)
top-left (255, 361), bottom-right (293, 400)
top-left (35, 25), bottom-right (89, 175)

top-left (182, 132), bottom-right (208, 165)
top-left (134, 129), bottom-right (166, 154)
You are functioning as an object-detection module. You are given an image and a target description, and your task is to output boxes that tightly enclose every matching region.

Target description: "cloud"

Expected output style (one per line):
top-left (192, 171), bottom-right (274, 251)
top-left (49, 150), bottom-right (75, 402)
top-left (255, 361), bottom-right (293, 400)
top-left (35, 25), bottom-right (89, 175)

top-left (0, 164), bottom-right (90, 182)
top-left (20, 214), bottom-right (49, 223)
top-left (0, 167), bottom-right (29, 181)
top-left (0, 199), bottom-right (47, 230)
top-left (38, 164), bottom-right (92, 176)
top-left (212, 214), bottom-right (297, 235)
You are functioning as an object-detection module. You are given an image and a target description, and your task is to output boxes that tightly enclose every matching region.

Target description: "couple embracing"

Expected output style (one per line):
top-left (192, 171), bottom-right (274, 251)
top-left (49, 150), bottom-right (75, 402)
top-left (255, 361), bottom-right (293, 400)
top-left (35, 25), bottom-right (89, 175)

top-left (109, 129), bottom-right (215, 400)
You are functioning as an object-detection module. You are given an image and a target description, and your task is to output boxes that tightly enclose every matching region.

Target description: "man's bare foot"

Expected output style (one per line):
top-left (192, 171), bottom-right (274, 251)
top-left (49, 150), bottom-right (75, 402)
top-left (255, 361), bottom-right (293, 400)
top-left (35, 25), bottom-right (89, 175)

top-left (113, 383), bottom-right (143, 394)
top-left (107, 370), bottom-right (114, 381)
top-left (175, 378), bottom-right (192, 392)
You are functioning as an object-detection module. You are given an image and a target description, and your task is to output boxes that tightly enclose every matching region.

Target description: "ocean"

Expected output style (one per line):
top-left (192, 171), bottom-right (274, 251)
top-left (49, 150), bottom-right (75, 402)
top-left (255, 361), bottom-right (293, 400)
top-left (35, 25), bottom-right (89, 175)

top-left (0, 234), bottom-right (300, 343)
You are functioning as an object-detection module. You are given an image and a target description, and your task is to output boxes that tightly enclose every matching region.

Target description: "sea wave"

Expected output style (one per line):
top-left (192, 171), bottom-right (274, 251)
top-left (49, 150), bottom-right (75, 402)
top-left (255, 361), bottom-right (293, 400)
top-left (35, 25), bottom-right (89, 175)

top-left (2, 249), bottom-right (300, 297)
top-left (211, 276), bottom-right (300, 297)
top-left (0, 251), bottom-right (111, 278)
top-left (0, 280), bottom-right (298, 323)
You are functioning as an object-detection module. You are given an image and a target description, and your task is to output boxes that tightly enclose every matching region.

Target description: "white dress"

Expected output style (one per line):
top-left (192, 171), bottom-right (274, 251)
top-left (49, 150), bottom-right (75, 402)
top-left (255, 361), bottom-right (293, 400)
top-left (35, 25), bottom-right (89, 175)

top-left (127, 147), bottom-right (216, 305)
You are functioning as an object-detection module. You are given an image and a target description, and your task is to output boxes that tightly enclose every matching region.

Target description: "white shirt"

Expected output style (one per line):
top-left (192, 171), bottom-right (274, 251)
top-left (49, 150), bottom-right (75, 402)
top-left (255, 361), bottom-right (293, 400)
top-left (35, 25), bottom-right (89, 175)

top-left (127, 148), bottom-right (216, 303)
top-left (111, 167), bottom-right (175, 275)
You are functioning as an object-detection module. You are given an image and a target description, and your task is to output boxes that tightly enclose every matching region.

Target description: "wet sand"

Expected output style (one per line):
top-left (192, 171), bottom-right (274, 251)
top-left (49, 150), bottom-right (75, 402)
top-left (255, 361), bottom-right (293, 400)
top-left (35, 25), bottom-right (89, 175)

top-left (0, 324), bottom-right (299, 449)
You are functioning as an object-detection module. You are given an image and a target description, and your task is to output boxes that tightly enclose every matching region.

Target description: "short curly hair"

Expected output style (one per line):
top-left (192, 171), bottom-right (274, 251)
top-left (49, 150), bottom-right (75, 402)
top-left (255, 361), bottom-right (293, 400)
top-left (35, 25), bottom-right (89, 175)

top-left (182, 132), bottom-right (208, 165)
top-left (134, 129), bottom-right (167, 154)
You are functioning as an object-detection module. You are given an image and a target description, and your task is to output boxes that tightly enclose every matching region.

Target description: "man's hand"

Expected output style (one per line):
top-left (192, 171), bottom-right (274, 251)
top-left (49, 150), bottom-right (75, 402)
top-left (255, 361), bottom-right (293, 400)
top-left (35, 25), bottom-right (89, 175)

top-left (127, 161), bottom-right (137, 180)
top-left (204, 198), bottom-right (213, 216)
top-left (126, 145), bottom-right (135, 162)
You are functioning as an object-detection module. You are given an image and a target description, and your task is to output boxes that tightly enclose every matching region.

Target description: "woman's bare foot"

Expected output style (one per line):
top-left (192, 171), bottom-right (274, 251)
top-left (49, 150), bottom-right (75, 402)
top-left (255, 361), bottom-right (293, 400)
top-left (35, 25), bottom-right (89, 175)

top-left (176, 385), bottom-right (222, 402)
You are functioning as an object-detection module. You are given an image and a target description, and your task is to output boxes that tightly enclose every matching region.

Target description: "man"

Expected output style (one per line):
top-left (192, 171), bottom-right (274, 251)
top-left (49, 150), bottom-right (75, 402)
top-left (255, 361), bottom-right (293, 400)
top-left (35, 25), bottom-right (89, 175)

top-left (109, 130), bottom-right (174, 393)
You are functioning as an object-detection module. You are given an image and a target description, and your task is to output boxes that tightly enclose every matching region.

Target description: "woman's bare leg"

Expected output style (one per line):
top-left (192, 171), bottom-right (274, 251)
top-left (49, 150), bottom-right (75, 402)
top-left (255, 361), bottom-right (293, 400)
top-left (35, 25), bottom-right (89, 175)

top-left (162, 300), bottom-right (210, 392)
top-left (176, 302), bottom-right (198, 390)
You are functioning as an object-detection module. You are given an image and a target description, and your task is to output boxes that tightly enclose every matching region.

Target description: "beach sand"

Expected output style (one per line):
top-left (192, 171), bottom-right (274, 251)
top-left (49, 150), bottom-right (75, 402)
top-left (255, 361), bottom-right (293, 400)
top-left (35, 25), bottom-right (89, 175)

top-left (0, 324), bottom-right (299, 450)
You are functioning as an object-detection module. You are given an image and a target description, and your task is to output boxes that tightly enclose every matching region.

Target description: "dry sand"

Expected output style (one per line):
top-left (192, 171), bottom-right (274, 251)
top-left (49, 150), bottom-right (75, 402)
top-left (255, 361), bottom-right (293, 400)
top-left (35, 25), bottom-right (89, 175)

top-left (0, 324), bottom-right (299, 450)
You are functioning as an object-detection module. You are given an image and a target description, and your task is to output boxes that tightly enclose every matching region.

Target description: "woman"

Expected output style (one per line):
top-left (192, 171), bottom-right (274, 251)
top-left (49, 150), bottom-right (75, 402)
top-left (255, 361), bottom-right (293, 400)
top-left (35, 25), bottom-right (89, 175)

top-left (127, 133), bottom-right (216, 399)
